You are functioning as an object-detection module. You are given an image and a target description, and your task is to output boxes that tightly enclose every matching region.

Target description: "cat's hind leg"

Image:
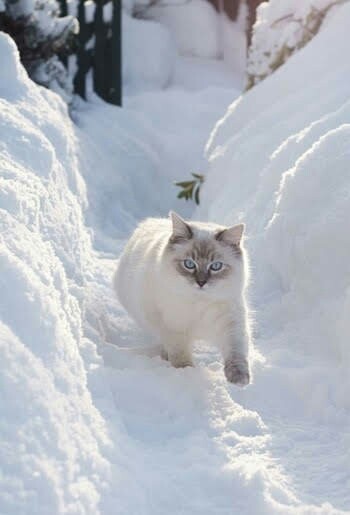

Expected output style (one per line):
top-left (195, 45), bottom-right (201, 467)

top-left (162, 330), bottom-right (193, 368)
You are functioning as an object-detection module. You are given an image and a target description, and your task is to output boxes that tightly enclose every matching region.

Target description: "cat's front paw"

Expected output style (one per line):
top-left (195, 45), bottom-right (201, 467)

top-left (224, 360), bottom-right (250, 386)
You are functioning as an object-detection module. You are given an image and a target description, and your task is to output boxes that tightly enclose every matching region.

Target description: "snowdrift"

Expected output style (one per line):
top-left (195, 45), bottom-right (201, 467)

top-left (0, 33), bottom-right (115, 514)
top-left (199, 1), bottom-right (350, 432)
top-left (196, 6), bottom-right (350, 508)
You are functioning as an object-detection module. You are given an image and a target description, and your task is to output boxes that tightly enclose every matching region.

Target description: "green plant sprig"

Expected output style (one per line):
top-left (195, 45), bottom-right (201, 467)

top-left (174, 173), bottom-right (205, 205)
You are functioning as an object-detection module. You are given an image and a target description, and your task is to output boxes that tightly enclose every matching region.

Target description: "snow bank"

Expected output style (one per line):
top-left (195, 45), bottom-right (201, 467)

top-left (196, 5), bottom-right (350, 507)
top-left (0, 33), bottom-right (113, 514)
top-left (200, 2), bottom-right (350, 419)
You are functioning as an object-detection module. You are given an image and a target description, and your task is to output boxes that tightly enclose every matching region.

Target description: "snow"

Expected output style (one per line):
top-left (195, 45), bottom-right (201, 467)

top-left (0, 33), bottom-right (111, 514)
top-left (247, 0), bottom-right (343, 86)
top-left (122, 13), bottom-right (176, 94)
top-left (84, 0), bottom-right (96, 23)
top-left (146, 0), bottom-right (220, 59)
top-left (173, 54), bottom-right (243, 91)
top-left (2, 1), bottom-right (350, 513)
top-left (142, 0), bottom-right (247, 85)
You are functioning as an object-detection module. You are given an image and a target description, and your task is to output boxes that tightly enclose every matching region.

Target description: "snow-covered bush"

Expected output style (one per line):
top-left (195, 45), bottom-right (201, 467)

top-left (246, 0), bottom-right (346, 89)
top-left (1, 0), bottom-right (78, 101)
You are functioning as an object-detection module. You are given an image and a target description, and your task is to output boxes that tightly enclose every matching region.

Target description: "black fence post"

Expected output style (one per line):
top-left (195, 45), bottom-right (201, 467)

top-left (0, 11), bottom-right (4, 31)
top-left (58, 0), bottom-right (68, 66)
top-left (74, 0), bottom-right (91, 99)
top-left (58, 0), bottom-right (68, 17)
top-left (109, 0), bottom-right (122, 105)
top-left (93, 0), bottom-right (108, 101)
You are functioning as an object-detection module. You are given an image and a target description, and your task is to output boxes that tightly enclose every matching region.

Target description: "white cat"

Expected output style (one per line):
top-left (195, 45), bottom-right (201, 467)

top-left (114, 211), bottom-right (251, 385)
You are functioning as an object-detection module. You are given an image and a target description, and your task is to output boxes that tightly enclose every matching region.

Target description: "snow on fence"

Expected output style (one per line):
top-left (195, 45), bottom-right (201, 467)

top-left (59, 0), bottom-right (122, 105)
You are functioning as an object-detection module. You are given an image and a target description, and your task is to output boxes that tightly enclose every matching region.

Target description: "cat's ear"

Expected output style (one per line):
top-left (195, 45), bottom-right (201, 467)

top-left (169, 211), bottom-right (192, 241)
top-left (216, 223), bottom-right (244, 246)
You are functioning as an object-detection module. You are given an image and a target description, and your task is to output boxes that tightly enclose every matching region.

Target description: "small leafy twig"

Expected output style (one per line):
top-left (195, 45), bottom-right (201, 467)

top-left (174, 173), bottom-right (205, 205)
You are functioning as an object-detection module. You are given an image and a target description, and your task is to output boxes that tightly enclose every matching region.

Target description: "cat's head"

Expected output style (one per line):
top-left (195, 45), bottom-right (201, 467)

top-left (166, 211), bottom-right (245, 292)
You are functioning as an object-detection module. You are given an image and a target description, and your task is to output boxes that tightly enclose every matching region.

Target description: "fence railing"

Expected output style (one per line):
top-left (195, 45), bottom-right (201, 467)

top-left (60, 0), bottom-right (122, 106)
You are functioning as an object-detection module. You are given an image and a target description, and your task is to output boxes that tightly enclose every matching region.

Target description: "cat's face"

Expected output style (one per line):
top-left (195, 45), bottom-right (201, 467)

top-left (167, 212), bottom-right (244, 291)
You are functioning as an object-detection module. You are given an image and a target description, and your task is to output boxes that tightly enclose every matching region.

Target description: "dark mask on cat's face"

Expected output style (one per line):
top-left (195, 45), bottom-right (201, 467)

top-left (167, 212), bottom-right (243, 289)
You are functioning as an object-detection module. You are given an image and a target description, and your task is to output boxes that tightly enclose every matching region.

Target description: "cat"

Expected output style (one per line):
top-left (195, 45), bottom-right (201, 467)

top-left (114, 211), bottom-right (251, 386)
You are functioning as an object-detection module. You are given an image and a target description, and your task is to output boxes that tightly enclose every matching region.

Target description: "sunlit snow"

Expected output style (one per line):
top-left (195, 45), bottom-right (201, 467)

top-left (1, 2), bottom-right (350, 513)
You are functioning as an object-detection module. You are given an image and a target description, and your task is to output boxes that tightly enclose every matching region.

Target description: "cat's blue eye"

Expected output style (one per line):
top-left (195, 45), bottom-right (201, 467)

top-left (183, 259), bottom-right (196, 270)
top-left (210, 261), bottom-right (223, 272)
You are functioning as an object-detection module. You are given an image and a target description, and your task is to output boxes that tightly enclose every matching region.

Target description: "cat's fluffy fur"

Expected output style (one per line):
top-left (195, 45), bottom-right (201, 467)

top-left (114, 212), bottom-right (251, 385)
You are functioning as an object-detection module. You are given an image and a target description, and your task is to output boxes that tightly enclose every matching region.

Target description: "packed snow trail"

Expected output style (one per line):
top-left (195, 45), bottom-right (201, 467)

top-left (2, 2), bottom-right (350, 513)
